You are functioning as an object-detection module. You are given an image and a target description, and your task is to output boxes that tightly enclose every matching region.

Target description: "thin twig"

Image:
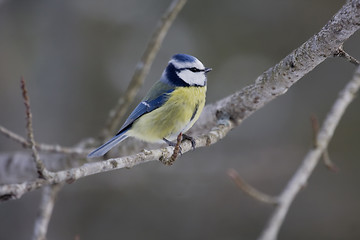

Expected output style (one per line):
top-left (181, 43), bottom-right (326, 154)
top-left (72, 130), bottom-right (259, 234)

top-left (0, 125), bottom-right (89, 155)
top-left (311, 115), bottom-right (338, 172)
top-left (102, 0), bottom-right (188, 137)
top-left (323, 149), bottom-right (339, 172)
top-left (32, 184), bottom-right (62, 240)
top-left (228, 169), bottom-right (278, 205)
top-left (0, 125), bottom-right (30, 148)
top-left (258, 65), bottom-right (360, 240)
top-left (334, 46), bottom-right (360, 66)
top-left (20, 77), bottom-right (50, 179)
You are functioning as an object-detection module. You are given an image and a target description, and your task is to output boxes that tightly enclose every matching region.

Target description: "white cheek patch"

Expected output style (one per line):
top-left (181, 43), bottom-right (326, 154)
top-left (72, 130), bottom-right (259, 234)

top-left (177, 70), bottom-right (206, 86)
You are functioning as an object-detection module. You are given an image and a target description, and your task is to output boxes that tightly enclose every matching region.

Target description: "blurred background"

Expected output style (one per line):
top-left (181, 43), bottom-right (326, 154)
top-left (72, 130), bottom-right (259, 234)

top-left (1, 0), bottom-right (360, 239)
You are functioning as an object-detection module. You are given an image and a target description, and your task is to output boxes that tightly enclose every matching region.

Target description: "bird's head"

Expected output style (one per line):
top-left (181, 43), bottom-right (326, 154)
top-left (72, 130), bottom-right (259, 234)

top-left (162, 54), bottom-right (212, 87)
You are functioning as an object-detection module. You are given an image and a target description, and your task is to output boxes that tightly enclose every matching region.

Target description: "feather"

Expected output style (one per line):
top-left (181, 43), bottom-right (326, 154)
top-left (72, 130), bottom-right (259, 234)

top-left (116, 81), bottom-right (175, 135)
top-left (87, 132), bottom-right (129, 158)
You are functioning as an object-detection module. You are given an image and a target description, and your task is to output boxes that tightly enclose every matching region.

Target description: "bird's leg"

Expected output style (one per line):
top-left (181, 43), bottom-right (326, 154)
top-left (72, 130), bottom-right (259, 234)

top-left (181, 134), bottom-right (196, 150)
top-left (161, 133), bottom-right (183, 166)
top-left (163, 135), bottom-right (183, 154)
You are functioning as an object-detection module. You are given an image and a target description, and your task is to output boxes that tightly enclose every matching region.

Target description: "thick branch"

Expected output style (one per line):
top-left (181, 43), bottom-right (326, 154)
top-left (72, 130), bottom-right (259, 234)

top-left (195, 0), bottom-right (360, 131)
top-left (257, 65), bottom-right (360, 240)
top-left (0, 121), bottom-right (232, 201)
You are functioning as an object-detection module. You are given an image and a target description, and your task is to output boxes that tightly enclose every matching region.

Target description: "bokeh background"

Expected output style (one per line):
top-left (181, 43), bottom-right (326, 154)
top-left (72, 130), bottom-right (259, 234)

top-left (1, 0), bottom-right (360, 239)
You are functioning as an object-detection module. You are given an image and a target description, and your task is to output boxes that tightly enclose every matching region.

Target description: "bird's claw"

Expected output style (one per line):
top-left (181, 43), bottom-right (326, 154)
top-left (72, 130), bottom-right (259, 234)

top-left (182, 134), bottom-right (196, 150)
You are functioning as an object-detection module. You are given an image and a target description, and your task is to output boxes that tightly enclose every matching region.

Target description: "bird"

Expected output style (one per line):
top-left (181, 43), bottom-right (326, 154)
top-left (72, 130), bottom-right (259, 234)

top-left (88, 54), bottom-right (212, 158)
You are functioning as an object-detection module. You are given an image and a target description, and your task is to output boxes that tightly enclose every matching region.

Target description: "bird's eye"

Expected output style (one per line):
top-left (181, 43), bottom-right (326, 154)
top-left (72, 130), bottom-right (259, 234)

top-left (188, 67), bottom-right (201, 72)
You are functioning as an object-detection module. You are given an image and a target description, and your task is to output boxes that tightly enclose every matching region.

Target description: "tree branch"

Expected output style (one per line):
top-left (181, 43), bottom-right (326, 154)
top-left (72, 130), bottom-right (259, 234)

top-left (0, 120), bottom-right (232, 201)
top-left (102, 0), bottom-right (188, 138)
top-left (0, 125), bottom-right (89, 155)
top-left (32, 184), bottom-right (62, 240)
top-left (334, 46), bottom-right (360, 65)
top-left (257, 64), bottom-right (360, 240)
top-left (228, 169), bottom-right (279, 205)
top-left (21, 77), bottom-right (50, 179)
top-left (311, 115), bottom-right (338, 172)
top-left (0, 0), bottom-right (360, 201)
top-left (198, 1), bottom-right (360, 130)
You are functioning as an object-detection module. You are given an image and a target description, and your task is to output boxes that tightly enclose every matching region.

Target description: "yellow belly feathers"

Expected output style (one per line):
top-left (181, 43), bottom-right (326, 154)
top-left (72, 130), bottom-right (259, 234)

top-left (128, 86), bottom-right (206, 142)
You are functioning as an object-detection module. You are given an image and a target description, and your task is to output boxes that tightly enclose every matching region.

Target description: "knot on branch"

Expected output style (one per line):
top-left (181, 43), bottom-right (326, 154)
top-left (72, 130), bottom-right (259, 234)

top-left (215, 109), bottom-right (230, 121)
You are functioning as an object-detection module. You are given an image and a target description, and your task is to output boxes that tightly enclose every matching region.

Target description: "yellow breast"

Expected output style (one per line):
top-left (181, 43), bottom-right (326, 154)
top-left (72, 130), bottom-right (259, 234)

top-left (128, 86), bottom-right (206, 142)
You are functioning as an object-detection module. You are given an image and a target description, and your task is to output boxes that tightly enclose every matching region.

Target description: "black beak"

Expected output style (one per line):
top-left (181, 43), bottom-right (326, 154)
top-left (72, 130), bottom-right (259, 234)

top-left (204, 68), bottom-right (212, 73)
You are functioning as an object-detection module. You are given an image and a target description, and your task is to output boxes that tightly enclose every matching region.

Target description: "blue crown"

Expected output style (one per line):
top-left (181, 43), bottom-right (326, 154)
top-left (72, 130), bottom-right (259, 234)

top-left (172, 54), bottom-right (196, 62)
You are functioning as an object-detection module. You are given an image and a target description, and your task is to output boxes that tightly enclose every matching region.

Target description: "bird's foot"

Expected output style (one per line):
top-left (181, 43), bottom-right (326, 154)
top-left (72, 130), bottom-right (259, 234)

top-left (181, 134), bottom-right (196, 150)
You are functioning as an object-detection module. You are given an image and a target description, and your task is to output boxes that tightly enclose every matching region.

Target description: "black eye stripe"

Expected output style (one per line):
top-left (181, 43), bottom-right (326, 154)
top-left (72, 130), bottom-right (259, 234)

top-left (178, 67), bottom-right (204, 72)
top-left (189, 67), bottom-right (201, 72)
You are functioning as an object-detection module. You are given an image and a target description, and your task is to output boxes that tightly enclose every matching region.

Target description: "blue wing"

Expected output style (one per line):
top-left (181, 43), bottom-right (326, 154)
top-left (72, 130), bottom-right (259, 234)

top-left (88, 81), bottom-right (175, 158)
top-left (116, 88), bottom-right (174, 135)
top-left (88, 93), bottom-right (170, 158)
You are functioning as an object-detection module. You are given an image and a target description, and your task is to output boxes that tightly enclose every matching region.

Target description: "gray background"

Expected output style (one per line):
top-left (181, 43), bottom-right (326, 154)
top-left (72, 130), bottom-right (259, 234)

top-left (1, 0), bottom-right (360, 239)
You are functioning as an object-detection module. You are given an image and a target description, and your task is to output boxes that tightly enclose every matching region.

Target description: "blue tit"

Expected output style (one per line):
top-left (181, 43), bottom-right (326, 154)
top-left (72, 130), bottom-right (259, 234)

top-left (88, 54), bottom-right (212, 158)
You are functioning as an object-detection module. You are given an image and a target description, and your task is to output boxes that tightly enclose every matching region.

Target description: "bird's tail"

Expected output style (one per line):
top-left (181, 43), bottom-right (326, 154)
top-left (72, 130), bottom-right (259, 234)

top-left (87, 132), bottom-right (128, 158)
